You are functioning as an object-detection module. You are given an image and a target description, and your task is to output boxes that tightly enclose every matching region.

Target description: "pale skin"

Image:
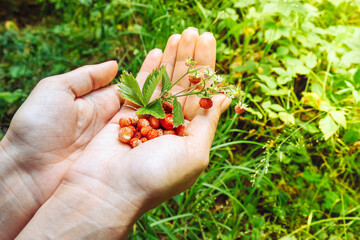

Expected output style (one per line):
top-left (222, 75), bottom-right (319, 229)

top-left (0, 27), bottom-right (231, 239)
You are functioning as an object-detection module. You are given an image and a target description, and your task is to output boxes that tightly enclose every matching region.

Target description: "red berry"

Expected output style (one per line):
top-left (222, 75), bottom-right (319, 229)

top-left (134, 131), bottom-right (142, 139)
top-left (157, 129), bottom-right (164, 136)
top-left (140, 137), bottom-right (148, 143)
top-left (141, 125), bottom-right (153, 137)
top-left (160, 114), bottom-right (174, 130)
top-left (147, 129), bottom-right (159, 140)
top-left (118, 127), bottom-right (135, 143)
top-left (189, 75), bottom-right (202, 84)
top-left (164, 129), bottom-right (176, 135)
top-left (119, 118), bottom-right (132, 128)
top-left (199, 98), bottom-right (213, 109)
top-left (235, 105), bottom-right (245, 114)
top-left (175, 125), bottom-right (185, 136)
top-left (129, 126), bottom-right (136, 132)
top-left (131, 116), bottom-right (139, 126)
top-left (130, 138), bottom-right (142, 148)
top-left (148, 116), bottom-right (160, 129)
top-left (162, 102), bottom-right (174, 114)
top-left (137, 118), bottom-right (149, 130)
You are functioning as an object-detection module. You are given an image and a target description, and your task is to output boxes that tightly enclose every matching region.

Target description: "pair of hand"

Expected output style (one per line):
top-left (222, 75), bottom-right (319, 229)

top-left (0, 27), bottom-right (230, 239)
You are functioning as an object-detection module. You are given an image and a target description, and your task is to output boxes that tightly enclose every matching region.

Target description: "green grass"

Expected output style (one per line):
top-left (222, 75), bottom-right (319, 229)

top-left (1, 0), bottom-right (360, 239)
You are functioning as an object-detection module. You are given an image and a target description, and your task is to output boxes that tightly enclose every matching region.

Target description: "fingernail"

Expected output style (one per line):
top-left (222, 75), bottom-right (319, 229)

top-left (187, 27), bottom-right (198, 32)
top-left (203, 32), bottom-right (214, 37)
top-left (150, 48), bottom-right (162, 54)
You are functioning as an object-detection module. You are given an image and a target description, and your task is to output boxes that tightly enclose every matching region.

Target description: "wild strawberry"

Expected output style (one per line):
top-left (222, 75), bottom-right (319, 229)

top-left (129, 126), bottom-right (136, 132)
top-left (157, 129), bottom-right (164, 136)
top-left (189, 75), bottom-right (202, 84)
top-left (234, 105), bottom-right (245, 114)
top-left (134, 131), bottom-right (142, 139)
top-left (147, 129), bottom-right (159, 140)
top-left (141, 125), bottom-right (152, 137)
top-left (164, 129), bottom-right (176, 135)
top-left (131, 116), bottom-right (139, 126)
top-left (160, 114), bottom-right (174, 130)
top-left (118, 127), bottom-right (135, 143)
top-left (140, 137), bottom-right (148, 143)
top-left (162, 102), bottom-right (174, 114)
top-left (130, 138), bottom-right (142, 148)
top-left (148, 116), bottom-right (160, 129)
top-left (175, 125), bottom-right (185, 136)
top-left (119, 118), bottom-right (132, 128)
top-left (199, 98), bottom-right (213, 109)
top-left (137, 118), bottom-right (149, 130)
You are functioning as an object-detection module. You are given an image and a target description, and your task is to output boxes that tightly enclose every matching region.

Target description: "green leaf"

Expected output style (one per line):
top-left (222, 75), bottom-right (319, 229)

top-left (245, 107), bottom-right (263, 119)
top-left (257, 74), bottom-right (277, 89)
top-left (136, 99), bottom-right (165, 119)
top-left (319, 102), bottom-right (336, 112)
top-left (276, 46), bottom-right (289, 56)
top-left (353, 69), bottom-right (360, 90)
top-left (142, 67), bottom-right (165, 105)
top-left (295, 119), bottom-right (320, 134)
top-left (118, 71), bottom-right (145, 106)
top-left (277, 75), bottom-right (292, 85)
top-left (172, 97), bottom-right (184, 127)
top-left (343, 128), bottom-right (360, 143)
top-left (270, 104), bottom-right (285, 112)
top-left (279, 112), bottom-right (295, 125)
top-left (161, 69), bottom-right (172, 94)
top-left (319, 115), bottom-right (339, 140)
top-left (234, 0), bottom-right (256, 8)
top-left (302, 52), bottom-right (317, 69)
top-left (341, 50), bottom-right (360, 67)
top-left (330, 111), bottom-right (347, 128)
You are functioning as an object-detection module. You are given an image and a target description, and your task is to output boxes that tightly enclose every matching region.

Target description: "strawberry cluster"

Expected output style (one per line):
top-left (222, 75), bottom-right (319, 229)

top-left (118, 103), bottom-right (185, 148)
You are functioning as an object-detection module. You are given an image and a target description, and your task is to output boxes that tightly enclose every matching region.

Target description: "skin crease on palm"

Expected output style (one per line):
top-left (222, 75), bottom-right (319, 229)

top-left (1, 27), bottom-right (231, 239)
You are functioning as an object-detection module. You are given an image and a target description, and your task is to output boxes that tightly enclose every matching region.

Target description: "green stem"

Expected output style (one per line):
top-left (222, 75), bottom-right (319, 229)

top-left (170, 70), bottom-right (190, 89)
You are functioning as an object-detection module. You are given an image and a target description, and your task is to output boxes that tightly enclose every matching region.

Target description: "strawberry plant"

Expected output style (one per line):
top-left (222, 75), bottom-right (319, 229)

top-left (118, 58), bottom-right (244, 127)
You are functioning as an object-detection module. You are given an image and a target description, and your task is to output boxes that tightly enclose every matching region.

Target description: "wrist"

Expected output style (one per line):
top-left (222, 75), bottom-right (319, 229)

top-left (17, 171), bottom-right (144, 240)
top-left (0, 137), bottom-right (43, 239)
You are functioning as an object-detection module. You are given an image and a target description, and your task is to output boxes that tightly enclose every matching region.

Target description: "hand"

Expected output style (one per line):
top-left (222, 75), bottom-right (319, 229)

top-left (16, 28), bottom-right (231, 239)
top-left (0, 61), bottom-right (121, 238)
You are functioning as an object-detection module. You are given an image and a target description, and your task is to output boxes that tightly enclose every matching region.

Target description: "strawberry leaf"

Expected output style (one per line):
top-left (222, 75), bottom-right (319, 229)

top-left (161, 69), bottom-right (172, 94)
top-left (172, 97), bottom-right (184, 127)
top-left (136, 99), bottom-right (165, 119)
top-left (142, 66), bottom-right (165, 105)
top-left (119, 71), bottom-right (145, 106)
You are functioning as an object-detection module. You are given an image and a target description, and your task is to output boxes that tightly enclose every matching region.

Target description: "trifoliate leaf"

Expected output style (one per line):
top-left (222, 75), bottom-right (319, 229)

top-left (142, 66), bottom-right (165, 105)
top-left (319, 115), bottom-right (339, 140)
top-left (161, 69), bottom-right (172, 94)
top-left (119, 71), bottom-right (145, 107)
top-left (136, 99), bottom-right (165, 119)
top-left (172, 97), bottom-right (184, 127)
top-left (330, 111), bottom-right (347, 128)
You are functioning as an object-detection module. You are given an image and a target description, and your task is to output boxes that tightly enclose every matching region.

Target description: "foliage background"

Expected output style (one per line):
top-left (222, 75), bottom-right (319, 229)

top-left (1, 0), bottom-right (360, 239)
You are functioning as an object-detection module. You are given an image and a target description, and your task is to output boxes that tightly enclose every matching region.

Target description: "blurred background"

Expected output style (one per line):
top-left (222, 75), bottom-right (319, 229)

top-left (1, 0), bottom-right (360, 239)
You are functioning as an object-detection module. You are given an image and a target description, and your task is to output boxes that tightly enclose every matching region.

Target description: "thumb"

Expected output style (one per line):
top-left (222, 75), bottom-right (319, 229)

top-left (36, 61), bottom-right (118, 99)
